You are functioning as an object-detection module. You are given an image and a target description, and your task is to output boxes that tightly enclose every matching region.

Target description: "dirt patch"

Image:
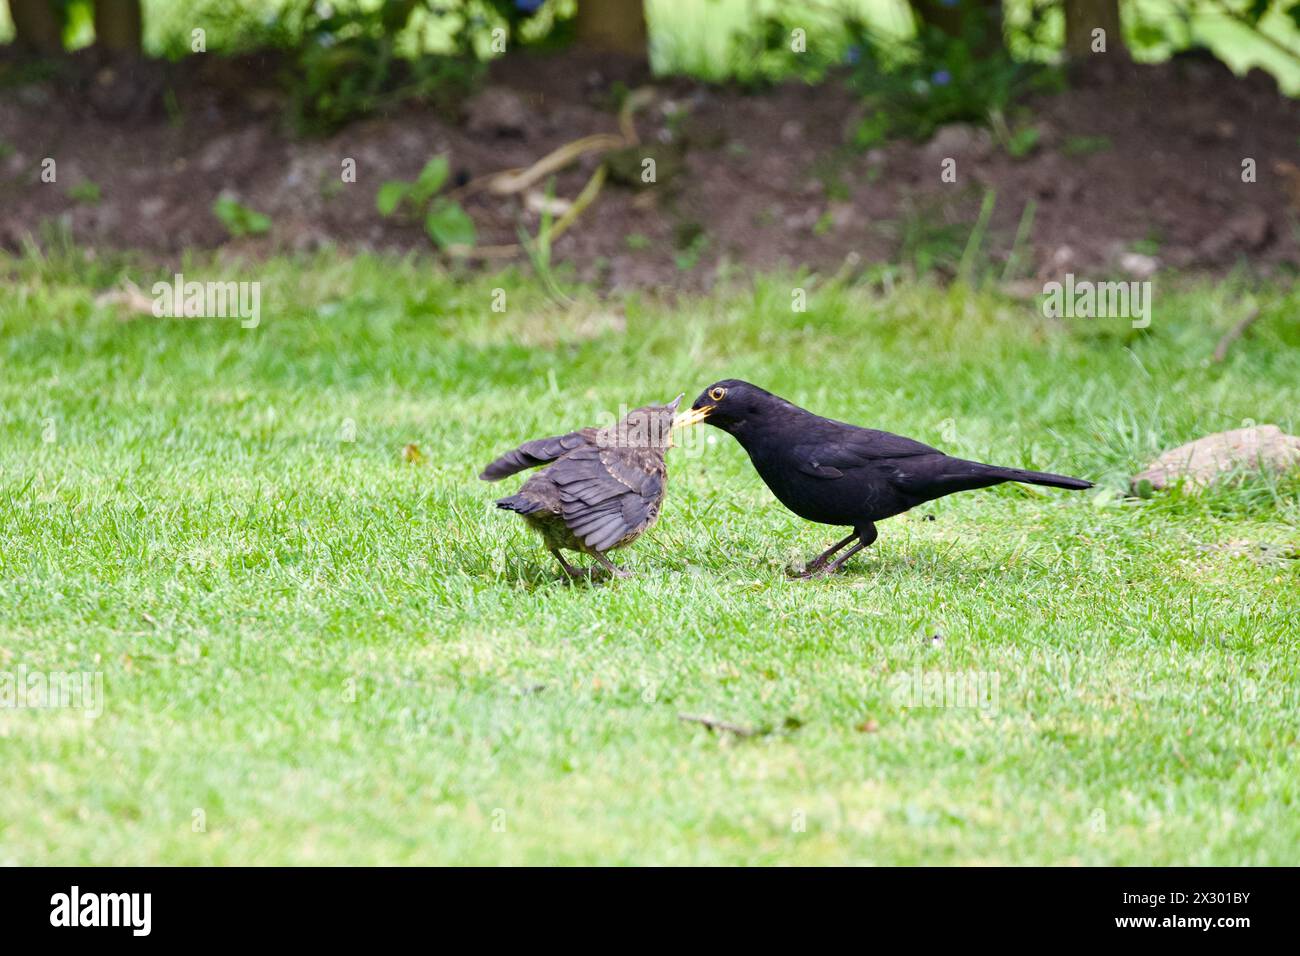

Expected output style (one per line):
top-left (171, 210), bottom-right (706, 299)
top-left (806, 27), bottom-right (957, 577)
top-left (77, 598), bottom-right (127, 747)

top-left (1, 47), bottom-right (1297, 289)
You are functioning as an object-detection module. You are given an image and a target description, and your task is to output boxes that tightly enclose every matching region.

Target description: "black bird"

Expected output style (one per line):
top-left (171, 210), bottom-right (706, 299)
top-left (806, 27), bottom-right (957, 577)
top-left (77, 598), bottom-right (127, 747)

top-left (678, 380), bottom-right (1093, 576)
top-left (480, 397), bottom-right (683, 578)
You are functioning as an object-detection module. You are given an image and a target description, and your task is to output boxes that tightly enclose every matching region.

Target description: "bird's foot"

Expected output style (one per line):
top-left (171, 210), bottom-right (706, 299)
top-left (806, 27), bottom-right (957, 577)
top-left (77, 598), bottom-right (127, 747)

top-left (591, 554), bottom-right (633, 580)
top-left (786, 561), bottom-right (829, 579)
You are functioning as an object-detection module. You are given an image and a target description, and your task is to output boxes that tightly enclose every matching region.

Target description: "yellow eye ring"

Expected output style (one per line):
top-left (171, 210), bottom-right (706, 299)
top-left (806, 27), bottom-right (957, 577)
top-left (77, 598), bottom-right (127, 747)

top-left (709, 387), bottom-right (726, 402)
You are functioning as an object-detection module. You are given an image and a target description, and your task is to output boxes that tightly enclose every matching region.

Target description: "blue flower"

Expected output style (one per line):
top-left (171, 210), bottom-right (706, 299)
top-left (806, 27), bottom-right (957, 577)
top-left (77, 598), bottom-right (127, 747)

top-left (931, 69), bottom-right (952, 86)
top-left (845, 44), bottom-right (862, 65)
top-left (515, 0), bottom-right (544, 12)
top-left (939, 0), bottom-right (959, 6)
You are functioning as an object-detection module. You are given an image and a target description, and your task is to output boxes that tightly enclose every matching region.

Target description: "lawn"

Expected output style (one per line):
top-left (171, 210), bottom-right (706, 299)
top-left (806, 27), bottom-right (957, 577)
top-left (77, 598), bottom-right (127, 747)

top-left (0, 251), bottom-right (1297, 864)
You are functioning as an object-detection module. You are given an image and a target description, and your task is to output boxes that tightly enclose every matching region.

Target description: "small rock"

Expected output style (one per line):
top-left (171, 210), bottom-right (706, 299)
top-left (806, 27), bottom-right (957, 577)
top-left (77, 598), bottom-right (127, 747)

top-left (925, 123), bottom-right (994, 162)
top-left (139, 196), bottom-right (166, 219)
top-left (1119, 252), bottom-right (1159, 280)
top-left (1131, 425), bottom-right (1300, 493)
top-left (1039, 244), bottom-right (1075, 279)
top-left (465, 87), bottom-right (530, 138)
top-left (783, 207), bottom-right (821, 232)
top-left (828, 201), bottom-right (855, 231)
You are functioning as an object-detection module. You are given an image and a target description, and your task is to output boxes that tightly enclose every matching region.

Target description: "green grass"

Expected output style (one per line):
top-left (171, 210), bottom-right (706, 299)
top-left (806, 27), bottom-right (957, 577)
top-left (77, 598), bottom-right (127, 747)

top-left (1, 251), bottom-right (1297, 864)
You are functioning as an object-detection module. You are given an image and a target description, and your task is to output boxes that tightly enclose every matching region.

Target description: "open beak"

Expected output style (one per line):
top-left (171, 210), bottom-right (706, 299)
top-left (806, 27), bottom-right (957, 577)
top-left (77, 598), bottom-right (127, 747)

top-left (672, 404), bottom-right (713, 429)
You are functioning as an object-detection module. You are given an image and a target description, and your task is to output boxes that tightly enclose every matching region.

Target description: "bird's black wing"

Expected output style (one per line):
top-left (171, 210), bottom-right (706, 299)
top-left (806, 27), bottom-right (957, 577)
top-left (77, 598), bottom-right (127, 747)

top-left (791, 427), bottom-right (941, 480)
top-left (548, 447), bottom-right (664, 552)
top-left (479, 428), bottom-right (596, 481)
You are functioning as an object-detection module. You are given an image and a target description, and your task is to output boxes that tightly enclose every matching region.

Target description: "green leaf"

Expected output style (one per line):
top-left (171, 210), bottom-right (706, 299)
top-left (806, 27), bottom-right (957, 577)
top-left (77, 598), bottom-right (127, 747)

top-left (212, 196), bottom-right (271, 237)
top-left (1007, 126), bottom-right (1040, 159)
top-left (376, 181), bottom-right (408, 217)
top-left (424, 199), bottom-right (475, 250)
top-left (410, 155), bottom-right (450, 204)
top-left (853, 110), bottom-right (891, 149)
top-left (1131, 23), bottom-right (1167, 49)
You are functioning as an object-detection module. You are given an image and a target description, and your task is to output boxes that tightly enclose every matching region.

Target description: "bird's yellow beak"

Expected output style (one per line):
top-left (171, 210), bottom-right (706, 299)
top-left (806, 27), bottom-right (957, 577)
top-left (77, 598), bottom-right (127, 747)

top-left (672, 405), bottom-right (713, 429)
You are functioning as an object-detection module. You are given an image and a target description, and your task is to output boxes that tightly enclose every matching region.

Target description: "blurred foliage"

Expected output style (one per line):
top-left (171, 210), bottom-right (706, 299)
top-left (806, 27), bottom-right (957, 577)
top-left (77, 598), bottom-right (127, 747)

top-left (154, 0), bottom-right (574, 132)
top-left (846, 12), bottom-right (1064, 144)
top-left (3, 0), bottom-right (1298, 121)
top-left (212, 195), bottom-right (272, 236)
top-left (272, 1), bottom-right (508, 133)
top-left (376, 154), bottom-right (477, 251)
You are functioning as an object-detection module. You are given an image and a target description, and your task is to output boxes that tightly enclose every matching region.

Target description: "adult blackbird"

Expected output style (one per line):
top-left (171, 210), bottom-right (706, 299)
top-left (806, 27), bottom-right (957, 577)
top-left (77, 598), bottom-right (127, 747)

top-left (480, 396), bottom-right (683, 578)
top-left (677, 380), bottom-right (1093, 576)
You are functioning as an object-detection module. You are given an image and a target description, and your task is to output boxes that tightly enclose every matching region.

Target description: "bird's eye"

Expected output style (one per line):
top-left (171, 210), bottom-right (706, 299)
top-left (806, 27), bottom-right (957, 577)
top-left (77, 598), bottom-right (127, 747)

top-left (709, 387), bottom-right (726, 402)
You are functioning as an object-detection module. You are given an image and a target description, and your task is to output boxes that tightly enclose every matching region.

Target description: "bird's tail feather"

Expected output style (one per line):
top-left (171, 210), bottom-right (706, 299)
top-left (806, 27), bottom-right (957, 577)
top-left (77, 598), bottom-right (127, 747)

top-left (480, 430), bottom-right (589, 481)
top-left (495, 493), bottom-right (547, 514)
top-left (985, 465), bottom-right (1093, 491)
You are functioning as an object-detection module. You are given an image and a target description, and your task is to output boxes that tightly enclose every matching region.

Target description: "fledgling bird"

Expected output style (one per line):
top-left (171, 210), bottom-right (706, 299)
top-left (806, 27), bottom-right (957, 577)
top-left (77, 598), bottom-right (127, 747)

top-left (677, 380), bottom-right (1093, 577)
top-left (480, 397), bottom-right (684, 578)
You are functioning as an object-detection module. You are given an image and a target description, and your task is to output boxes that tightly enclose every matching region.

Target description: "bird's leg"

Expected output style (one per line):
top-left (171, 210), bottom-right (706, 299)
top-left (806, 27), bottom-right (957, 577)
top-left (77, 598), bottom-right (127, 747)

top-left (549, 549), bottom-right (586, 580)
top-left (592, 551), bottom-right (633, 579)
top-left (803, 531), bottom-right (859, 574)
top-left (788, 531), bottom-right (858, 578)
top-left (821, 523), bottom-right (878, 576)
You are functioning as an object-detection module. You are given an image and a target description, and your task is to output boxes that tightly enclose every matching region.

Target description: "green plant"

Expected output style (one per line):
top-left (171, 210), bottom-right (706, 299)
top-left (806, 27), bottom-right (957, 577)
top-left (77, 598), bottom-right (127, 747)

top-left (991, 111), bottom-right (1041, 159)
top-left (673, 222), bottom-right (709, 272)
top-left (377, 155), bottom-right (476, 252)
top-left (1062, 135), bottom-right (1113, 156)
top-left (1131, 231), bottom-right (1164, 256)
top-left (893, 199), bottom-right (969, 277)
top-left (66, 180), bottom-right (101, 204)
top-left (279, 0), bottom-right (486, 133)
top-left (212, 196), bottom-right (272, 237)
top-left (846, 17), bottom-right (1062, 144)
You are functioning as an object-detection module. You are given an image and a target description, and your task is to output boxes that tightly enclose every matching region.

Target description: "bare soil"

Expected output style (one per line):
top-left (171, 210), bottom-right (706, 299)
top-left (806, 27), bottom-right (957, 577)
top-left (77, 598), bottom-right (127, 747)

top-left (1, 47), bottom-right (1297, 289)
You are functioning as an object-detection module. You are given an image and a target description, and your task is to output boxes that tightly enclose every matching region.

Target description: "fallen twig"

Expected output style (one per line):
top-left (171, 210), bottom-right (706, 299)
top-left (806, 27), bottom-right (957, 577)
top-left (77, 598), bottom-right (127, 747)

top-left (453, 88), bottom-right (655, 262)
top-left (1213, 306), bottom-right (1261, 363)
top-left (678, 713), bottom-right (760, 737)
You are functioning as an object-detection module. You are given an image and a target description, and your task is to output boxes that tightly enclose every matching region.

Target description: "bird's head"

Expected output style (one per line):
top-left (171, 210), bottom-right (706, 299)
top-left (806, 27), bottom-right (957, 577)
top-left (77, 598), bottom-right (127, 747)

top-left (675, 379), bottom-right (784, 435)
top-left (601, 395), bottom-right (683, 452)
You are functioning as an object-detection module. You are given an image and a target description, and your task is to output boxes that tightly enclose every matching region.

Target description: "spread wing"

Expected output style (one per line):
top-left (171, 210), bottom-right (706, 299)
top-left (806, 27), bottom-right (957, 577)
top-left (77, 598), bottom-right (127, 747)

top-left (479, 429), bottom-right (596, 481)
top-left (792, 426), bottom-right (941, 480)
top-left (547, 446), bottom-right (665, 553)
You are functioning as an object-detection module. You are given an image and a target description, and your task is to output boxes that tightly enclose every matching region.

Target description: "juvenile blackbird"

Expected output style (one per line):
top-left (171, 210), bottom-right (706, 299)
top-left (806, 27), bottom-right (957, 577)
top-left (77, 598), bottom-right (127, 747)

top-left (480, 396), bottom-right (683, 578)
top-left (678, 380), bottom-right (1093, 577)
